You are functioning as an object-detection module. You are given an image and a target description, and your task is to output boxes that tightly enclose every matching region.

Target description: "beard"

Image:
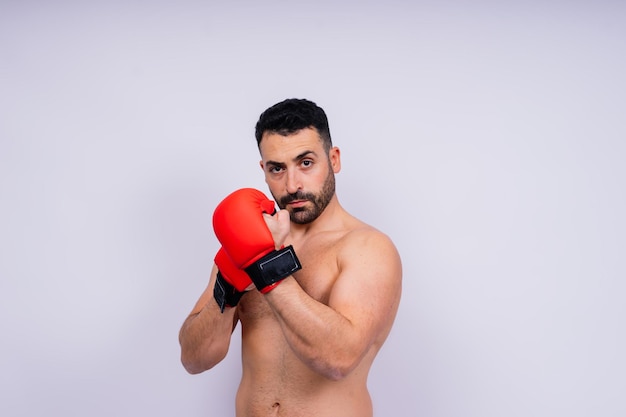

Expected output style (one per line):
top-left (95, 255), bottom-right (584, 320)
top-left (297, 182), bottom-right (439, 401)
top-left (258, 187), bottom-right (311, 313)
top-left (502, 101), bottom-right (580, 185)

top-left (275, 168), bottom-right (336, 225)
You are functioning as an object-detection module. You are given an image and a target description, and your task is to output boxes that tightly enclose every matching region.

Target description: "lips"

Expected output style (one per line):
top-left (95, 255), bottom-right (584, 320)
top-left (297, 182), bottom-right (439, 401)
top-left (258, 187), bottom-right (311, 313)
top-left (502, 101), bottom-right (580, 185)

top-left (287, 200), bottom-right (308, 208)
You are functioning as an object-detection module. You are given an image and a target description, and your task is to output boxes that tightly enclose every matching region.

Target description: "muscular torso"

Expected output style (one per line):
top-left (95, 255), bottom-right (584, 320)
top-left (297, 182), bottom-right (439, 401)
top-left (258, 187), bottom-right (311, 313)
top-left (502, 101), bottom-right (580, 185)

top-left (234, 226), bottom-right (379, 417)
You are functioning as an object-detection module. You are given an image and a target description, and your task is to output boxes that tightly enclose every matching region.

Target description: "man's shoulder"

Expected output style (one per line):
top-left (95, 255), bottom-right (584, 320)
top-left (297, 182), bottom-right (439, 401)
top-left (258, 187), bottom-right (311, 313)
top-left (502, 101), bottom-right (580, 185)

top-left (334, 219), bottom-right (402, 290)
top-left (339, 220), bottom-right (398, 257)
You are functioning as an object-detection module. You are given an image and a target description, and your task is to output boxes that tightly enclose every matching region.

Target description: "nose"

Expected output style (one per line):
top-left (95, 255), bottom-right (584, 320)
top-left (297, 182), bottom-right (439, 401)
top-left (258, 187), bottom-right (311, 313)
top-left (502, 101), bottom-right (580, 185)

top-left (285, 170), bottom-right (301, 195)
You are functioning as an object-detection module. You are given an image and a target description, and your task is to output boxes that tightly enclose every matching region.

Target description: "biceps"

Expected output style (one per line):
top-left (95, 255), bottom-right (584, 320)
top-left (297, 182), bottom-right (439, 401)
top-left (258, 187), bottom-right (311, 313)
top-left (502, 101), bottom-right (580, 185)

top-left (328, 256), bottom-right (402, 343)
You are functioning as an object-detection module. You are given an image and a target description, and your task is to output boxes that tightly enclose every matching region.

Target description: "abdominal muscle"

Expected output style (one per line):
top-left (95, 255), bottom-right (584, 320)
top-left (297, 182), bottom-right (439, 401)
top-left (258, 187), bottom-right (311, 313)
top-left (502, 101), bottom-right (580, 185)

top-left (234, 294), bottom-right (374, 417)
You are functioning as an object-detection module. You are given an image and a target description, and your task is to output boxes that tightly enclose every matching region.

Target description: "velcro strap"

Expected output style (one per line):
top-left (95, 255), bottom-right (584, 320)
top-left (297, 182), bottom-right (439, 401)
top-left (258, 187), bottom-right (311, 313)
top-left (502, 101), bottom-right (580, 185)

top-left (213, 272), bottom-right (244, 313)
top-left (245, 245), bottom-right (301, 293)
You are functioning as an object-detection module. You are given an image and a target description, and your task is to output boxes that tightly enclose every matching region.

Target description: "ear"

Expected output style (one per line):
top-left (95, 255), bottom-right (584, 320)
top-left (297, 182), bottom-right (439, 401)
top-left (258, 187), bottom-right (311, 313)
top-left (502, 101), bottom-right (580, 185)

top-left (329, 146), bottom-right (341, 173)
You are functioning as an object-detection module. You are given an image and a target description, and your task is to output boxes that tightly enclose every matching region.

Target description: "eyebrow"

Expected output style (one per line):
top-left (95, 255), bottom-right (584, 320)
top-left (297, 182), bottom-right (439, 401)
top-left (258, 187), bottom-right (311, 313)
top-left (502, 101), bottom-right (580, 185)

top-left (266, 150), bottom-right (317, 167)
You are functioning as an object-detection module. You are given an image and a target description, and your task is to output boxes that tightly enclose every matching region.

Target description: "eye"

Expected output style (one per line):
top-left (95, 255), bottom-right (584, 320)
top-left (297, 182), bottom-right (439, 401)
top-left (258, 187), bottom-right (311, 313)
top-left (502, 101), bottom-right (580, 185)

top-left (269, 165), bottom-right (284, 174)
top-left (301, 159), bottom-right (313, 168)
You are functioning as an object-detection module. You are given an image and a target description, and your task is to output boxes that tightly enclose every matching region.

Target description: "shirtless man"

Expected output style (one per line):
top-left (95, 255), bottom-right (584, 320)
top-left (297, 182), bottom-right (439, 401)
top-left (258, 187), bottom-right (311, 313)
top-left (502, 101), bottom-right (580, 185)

top-left (179, 98), bottom-right (402, 417)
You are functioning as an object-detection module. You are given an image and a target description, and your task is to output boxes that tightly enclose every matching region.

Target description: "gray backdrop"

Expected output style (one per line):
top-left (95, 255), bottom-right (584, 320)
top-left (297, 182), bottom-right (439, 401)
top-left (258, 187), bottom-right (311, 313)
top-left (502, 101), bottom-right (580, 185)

top-left (1, 1), bottom-right (624, 416)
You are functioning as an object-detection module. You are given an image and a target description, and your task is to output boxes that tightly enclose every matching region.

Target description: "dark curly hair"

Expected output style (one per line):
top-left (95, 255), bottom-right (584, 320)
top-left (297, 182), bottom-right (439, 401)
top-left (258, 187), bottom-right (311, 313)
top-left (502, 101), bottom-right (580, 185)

top-left (255, 98), bottom-right (333, 153)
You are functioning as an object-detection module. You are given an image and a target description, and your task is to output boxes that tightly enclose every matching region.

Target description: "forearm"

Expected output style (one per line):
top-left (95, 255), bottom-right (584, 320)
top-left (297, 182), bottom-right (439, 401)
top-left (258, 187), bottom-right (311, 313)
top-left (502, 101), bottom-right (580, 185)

top-left (264, 278), bottom-right (368, 380)
top-left (179, 288), bottom-right (238, 374)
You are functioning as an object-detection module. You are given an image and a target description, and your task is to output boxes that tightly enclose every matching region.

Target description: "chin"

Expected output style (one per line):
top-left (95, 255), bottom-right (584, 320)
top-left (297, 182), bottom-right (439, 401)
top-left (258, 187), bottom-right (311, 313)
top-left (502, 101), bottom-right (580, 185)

top-left (291, 209), bottom-right (320, 225)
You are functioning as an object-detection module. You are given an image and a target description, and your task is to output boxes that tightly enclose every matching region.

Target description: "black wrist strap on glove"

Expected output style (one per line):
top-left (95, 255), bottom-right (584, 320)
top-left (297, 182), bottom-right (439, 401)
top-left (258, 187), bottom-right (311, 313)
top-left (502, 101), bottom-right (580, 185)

top-left (245, 245), bottom-right (302, 293)
top-left (213, 272), bottom-right (244, 313)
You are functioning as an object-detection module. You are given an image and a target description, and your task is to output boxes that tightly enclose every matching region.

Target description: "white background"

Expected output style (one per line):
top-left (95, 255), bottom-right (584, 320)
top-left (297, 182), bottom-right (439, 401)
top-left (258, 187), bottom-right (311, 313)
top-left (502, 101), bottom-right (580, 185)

top-left (1, 1), bottom-right (625, 416)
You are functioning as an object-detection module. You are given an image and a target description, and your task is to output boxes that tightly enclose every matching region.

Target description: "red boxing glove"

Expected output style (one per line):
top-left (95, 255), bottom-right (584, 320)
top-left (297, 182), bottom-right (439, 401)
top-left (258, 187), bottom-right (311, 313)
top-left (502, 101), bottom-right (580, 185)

top-left (213, 188), bottom-right (277, 267)
top-left (213, 247), bottom-right (250, 312)
top-left (215, 247), bottom-right (252, 292)
top-left (213, 188), bottom-right (301, 293)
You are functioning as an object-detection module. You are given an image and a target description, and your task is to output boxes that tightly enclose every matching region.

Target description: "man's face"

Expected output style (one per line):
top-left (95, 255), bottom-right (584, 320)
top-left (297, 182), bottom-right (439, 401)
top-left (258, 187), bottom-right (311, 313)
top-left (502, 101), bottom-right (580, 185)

top-left (259, 128), bottom-right (340, 224)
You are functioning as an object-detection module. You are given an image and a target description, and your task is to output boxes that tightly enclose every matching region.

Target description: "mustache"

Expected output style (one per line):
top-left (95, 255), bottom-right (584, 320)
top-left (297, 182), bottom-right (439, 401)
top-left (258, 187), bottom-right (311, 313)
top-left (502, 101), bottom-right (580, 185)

top-left (279, 191), bottom-right (315, 207)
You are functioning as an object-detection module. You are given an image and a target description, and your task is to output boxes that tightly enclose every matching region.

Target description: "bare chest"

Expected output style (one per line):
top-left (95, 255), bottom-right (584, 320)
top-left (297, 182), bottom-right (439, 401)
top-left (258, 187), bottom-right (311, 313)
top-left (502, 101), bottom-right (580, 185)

top-left (238, 234), bottom-right (342, 319)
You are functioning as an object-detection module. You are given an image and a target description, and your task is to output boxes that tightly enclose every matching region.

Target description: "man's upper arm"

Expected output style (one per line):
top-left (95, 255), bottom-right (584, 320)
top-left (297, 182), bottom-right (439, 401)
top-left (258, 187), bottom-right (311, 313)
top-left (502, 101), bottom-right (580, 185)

top-left (328, 230), bottom-right (402, 346)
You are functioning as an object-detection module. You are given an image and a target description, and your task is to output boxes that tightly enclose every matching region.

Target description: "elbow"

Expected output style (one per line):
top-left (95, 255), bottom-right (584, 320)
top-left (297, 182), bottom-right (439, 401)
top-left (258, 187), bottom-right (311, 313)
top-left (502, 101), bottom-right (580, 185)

top-left (181, 360), bottom-right (204, 375)
top-left (181, 356), bottom-right (211, 375)
top-left (316, 356), bottom-right (361, 381)
top-left (180, 351), bottom-right (223, 375)
top-left (180, 349), bottom-right (204, 374)
top-left (179, 339), bottom-right (201, 374)
top-left (303, 340), bottom-right (368, 381)
top-left (180, 342), bottom-right (229, 375)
